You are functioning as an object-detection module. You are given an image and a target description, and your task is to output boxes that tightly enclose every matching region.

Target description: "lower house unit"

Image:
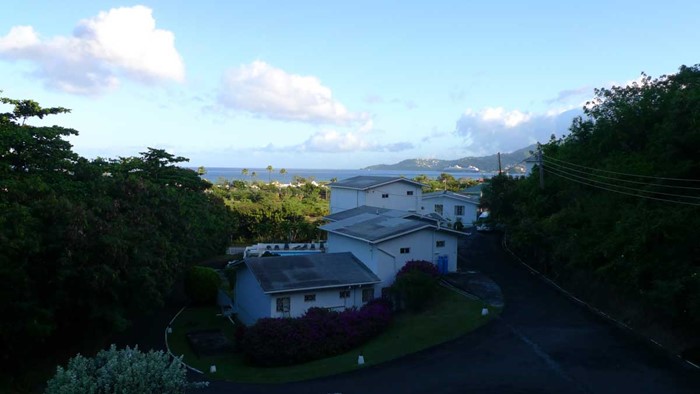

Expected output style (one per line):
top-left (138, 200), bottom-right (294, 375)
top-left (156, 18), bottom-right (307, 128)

top-left (321, 206), bottom-right (461, 290)
top-left (233, 252), bottom-right (381, 326)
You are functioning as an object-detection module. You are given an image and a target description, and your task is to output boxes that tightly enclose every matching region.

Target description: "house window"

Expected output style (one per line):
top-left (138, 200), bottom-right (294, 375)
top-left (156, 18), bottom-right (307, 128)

top-left (436, 240), bottom-right (445, 247)
top-left (455, 205), bottom-right (465, 216)
top-left (276, 297), bottom-right (290, 312)
top-left (362, 288), bottom-right (374, 302)
top-left (382, 193), bottom-right (389, 198)
top-left (304, 294), bottom-right (316, 302)
top-left (406, 190), bottom-right (414, 196)
top-left (434, 204), bottom-right (443, 215)
top-left (400, 247), bottom-right (410, 254)
top-left (339, 290), bottom-right (350, 299)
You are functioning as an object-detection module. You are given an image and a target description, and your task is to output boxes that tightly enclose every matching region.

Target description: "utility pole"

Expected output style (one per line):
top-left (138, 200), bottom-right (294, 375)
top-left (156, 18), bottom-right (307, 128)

top-left (497, 152), bottom-right (502, 175)
top-left (538, 143), bottom-right (544, 189)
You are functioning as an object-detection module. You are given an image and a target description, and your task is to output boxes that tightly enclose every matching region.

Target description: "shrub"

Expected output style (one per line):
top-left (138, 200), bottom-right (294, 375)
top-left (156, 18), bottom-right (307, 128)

top-left (392, 270), bottom-right (440, 312)
top-left (184, 266), bottom-right (222, 305)
top-left (397, 260), bottom-right (440, 279)
top-left (241, 299), bottom-right (393, 367)
top-left (454, 219), bottom-right (465, 231)
top-left (45, 345), bottom-right (207, 393)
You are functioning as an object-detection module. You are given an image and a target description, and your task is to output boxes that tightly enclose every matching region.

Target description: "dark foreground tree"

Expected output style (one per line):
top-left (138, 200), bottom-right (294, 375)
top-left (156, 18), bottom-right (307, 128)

top-left (45, 345), bottom-right (207, 393)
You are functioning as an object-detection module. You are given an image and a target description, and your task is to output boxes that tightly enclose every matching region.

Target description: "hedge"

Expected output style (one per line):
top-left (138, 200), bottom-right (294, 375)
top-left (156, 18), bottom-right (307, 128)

top-left (241, 299), bottom-right (392, 367)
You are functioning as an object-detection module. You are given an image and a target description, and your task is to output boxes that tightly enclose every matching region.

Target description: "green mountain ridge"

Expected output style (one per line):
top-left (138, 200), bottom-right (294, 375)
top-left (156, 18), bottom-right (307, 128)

top-left (364, 144), bottom-right (536, 173)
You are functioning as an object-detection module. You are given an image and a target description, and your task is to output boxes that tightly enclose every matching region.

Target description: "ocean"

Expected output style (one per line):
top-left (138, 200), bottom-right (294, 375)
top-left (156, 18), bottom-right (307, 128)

top-left (196, 167), bottom-right (494, 184)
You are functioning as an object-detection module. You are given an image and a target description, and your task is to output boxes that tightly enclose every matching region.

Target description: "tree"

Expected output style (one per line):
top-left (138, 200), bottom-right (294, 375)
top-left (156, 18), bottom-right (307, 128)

top-left (45, 345), bottom-right (207, 393)
top-left (251, 171), bottom-right (257, 182)
top-left (266, 165), bottom-right (273, 183)
top-left (241, 168), bottom-right (249, 181)
top-left (197, 166), bottom-right (207, 176)
top-left (279, 168), bottom-right (287, 182)
top-left (487, 64), bottom-right (700, 339)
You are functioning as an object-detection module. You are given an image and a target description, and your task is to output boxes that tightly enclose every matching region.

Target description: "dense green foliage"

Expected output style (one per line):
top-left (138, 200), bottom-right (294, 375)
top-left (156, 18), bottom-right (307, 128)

top-left (392, 260), bottom-right (441, 311)
top-left (45, 345), bottom-right (206, 393)
top-left (0, 95), bottom-right (235, 376)
top-left (184, 266), bottom-right (222, 305)
top-left (483, 65), bottom-right (700, 339)
top-left (211, 179), bottom-right (327, 243)
top-left (414, 173), bottom-right (479, 192)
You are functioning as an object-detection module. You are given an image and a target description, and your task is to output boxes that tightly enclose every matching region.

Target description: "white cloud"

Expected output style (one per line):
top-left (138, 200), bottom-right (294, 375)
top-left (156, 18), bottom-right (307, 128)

top-left (294, 128), bottom-right (413, 153)
top-left (455, 107), bottom-right (582, 155)
top-left (218, 61), bottom-right (367, 124)
top-left (0, 6), bottom-right (184, 95)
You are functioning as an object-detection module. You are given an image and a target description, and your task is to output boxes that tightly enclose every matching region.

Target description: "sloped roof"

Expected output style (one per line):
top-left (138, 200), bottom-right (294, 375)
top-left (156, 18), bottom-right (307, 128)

top-left (324, 205), bottom-right (405, 222)
top-left (423, 190), bottom-right (480, 205)
top-left (321, 213), bottom-right (435, 243)
top-left (461, 184), bottom-right (485, 195)
top-left (245, 252), bottom-right (380, 294)
top-left (329, 176), bottom-right (424, 190)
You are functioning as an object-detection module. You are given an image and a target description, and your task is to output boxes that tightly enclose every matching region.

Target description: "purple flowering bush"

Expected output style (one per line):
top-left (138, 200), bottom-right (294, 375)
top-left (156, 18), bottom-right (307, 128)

top-left (240, 298), bottom-right (392, 367)
top-left (396, 260), bottom-right (440, 279)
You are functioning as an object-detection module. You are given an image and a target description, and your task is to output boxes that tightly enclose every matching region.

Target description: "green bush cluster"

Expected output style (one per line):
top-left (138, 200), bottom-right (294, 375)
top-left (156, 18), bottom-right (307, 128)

top-left (184, 266), bottom-right (222, 305)
top-left (392, 261), bottom-right (441, 311)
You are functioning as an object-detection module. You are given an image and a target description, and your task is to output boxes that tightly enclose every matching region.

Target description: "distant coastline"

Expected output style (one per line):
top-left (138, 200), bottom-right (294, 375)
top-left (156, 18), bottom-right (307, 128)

top-left (194, 167), bottom-right (493, 184)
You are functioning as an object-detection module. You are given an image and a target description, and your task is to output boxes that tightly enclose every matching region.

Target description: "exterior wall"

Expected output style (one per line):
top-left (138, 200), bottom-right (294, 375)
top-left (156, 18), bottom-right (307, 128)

top-left (234, 266), bottom-right (271, 326)
top-left (330, 188), bottom-right (363, 214)
top-left (421, 196), bottom-right (479, 226)
top-left (364, 182), bottom-right (422, 212)
top-left (268, 286), bottom-right (375, 319)
top-left (328, 228), bottom-right (458, 288)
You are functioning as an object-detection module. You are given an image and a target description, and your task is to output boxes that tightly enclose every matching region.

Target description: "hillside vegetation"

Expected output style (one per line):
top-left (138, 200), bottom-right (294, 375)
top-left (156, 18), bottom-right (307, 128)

top-left (482, 65), bottom-right (700, 352)
top-left (0, 95), bottom-right (236, 384)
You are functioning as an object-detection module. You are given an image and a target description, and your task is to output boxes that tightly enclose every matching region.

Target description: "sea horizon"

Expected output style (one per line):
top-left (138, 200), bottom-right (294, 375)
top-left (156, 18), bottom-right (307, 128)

top-left (194, 167), bottom-right (496, 184)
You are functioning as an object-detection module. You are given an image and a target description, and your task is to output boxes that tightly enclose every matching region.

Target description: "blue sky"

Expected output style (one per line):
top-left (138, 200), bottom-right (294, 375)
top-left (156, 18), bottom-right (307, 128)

top-left (1, 1), bottom-right (698, 169)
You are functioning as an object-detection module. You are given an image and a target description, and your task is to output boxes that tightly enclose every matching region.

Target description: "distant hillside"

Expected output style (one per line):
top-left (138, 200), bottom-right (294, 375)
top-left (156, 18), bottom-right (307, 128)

top-left (364, 144), bottom-right (536, 173)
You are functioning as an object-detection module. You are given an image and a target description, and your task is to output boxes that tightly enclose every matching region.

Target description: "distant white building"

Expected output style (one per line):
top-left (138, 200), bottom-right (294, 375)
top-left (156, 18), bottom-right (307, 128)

top-left (320, 206), bottom-right (460, 291)
top-left (233, 252), bottom-right (380, 325)
top-left (421, 191), bottom-right (480, 227)
top-left (329, 176), bottom-right (425, 214)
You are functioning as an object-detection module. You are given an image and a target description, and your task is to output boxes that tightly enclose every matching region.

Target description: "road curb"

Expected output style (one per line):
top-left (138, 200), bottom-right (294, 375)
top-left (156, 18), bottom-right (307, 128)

top-left (165, 306), bottom-right (204, 374)
top-left (501, 233), bottom-right (700, 371)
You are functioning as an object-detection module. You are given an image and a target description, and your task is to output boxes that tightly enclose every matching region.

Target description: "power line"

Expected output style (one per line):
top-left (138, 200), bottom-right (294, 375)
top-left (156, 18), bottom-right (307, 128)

top-left (543, 166), bottom-right (700, 206)
top-left (545, 155), bottom-right (700, 183)
top-left (542, 157), bottom-right (700, 191)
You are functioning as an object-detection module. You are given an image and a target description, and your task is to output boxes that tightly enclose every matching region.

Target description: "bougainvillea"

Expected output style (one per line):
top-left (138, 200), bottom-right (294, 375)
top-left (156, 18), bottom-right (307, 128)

top-left (240, 299), bottom-right (393, 366)
top-left (396, 260), bottom-right (440, 279)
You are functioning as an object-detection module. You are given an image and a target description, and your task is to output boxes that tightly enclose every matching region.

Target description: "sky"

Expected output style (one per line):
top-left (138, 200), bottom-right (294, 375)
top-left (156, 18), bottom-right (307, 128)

top-left (1, 1), bottom-right (698, 169)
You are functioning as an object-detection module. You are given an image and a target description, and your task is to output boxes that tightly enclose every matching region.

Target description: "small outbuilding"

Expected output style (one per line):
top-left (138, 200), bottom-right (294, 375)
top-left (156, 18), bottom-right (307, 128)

top-left (233, 252), bottom-right (381, 325)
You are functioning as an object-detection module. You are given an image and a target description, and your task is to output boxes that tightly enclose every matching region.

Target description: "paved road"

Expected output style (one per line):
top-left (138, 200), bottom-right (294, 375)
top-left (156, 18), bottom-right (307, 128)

top-left (199, 232), bottom-right (700, 393)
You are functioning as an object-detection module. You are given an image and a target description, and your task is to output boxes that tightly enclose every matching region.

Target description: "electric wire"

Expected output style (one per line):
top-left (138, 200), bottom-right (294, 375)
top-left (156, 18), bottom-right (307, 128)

top-left (543, 166), bottom-right (700, 206)
top-left (544, 154), bottom-right (700, 183)
top-left (542, 157), bottom-right (700, 191)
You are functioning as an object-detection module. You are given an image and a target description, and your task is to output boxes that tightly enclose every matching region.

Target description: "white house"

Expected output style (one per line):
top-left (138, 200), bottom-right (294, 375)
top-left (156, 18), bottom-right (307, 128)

top-left (233, 252), bottom-right (380, 325)
top-left (421, 191), bottom-right (480, 227)
top-left (320, 207), bottom-right (460, 291)
top-left (329, 176), bottom-right (425, 214)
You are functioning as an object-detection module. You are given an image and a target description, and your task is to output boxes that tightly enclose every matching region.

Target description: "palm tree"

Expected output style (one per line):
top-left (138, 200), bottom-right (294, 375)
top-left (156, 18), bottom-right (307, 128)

top-left (279, 168), bottom-right (287, 183)
top-left (266, 165), bottom-right (273, 183)
top-left (251, 171), bottom-right (257, 183)
top-left (241, 168), bottom-right (249, 182)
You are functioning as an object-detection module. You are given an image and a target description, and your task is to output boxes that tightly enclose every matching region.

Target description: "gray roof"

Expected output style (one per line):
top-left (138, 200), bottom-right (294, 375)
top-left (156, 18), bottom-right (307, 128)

top-left (329, 176), bottom-right (424, 190)
top-left (245, 252), bottom-right (380, 294)
top-left (461, 184), bottom-right (485, 194)
top-left (321, 213), bottom-right (434, 243)
top-left (324, 205), bottom-right (405, 222)
top-left (423, 190), bottom-right (480, 204)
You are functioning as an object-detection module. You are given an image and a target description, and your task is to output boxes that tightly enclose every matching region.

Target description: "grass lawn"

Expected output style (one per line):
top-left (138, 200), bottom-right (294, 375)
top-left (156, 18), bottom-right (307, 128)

top-left (168, 286), bottom-right (499, 383)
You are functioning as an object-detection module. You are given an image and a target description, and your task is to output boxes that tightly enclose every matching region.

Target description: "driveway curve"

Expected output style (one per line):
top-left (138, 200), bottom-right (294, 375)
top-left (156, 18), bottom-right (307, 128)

top-left (199, 232), bottom-right (700, 394)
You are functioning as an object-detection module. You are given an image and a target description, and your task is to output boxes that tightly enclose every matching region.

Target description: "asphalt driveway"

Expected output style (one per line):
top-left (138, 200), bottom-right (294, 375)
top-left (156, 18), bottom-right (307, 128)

top-left (199, 231), bottom-right (699, 393)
